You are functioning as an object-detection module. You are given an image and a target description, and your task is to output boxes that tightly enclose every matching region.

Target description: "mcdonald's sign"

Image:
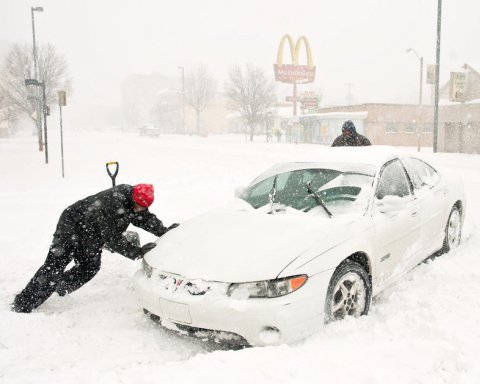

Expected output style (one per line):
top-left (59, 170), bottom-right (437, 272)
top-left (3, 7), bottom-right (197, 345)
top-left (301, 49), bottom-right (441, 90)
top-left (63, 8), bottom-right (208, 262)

top-left (274, 34), bottom-right (316, 84)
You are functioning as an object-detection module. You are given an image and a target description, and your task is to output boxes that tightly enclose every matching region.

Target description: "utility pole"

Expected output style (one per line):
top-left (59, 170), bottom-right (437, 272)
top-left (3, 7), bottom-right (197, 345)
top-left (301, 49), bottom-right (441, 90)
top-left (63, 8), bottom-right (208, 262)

top-left (41, 82), bottom-right (48, 164)
top-left (178, 66), bottom-right (185, 134)
top-left (433, 0), bottom-right (442, 153)
top-left (346, 83), bottom-right (353, 106)
top-left (31, 6), bottom-right (44, 151)
top-left (419, 57), bottom-right (424, 105)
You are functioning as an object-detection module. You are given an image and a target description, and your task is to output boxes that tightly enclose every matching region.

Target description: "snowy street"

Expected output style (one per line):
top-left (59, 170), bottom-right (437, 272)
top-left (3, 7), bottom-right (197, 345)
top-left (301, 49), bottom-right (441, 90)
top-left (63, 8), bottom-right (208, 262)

top-left (1, 131), bottom-right (480, 383)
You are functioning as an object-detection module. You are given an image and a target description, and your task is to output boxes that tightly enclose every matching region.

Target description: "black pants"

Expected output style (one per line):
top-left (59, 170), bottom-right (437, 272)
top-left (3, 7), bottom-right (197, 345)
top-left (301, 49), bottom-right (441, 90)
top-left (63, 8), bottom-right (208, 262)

top-left (13, 237), bottom-right (102, 313)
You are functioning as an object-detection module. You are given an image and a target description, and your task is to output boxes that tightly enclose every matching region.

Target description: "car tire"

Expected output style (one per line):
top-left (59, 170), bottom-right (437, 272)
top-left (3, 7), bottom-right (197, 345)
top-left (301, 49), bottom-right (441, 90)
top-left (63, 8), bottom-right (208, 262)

top-left (442, 205), bottom-right (462, 253)
top-left (324, 260), bottom-right (372, 323)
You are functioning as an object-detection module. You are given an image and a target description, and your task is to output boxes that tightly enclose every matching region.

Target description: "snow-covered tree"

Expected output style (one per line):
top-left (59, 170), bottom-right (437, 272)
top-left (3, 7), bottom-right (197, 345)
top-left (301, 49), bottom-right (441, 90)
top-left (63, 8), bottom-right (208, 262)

top-left (225, 64), bottom-right (276, 141)
top-left (0, 42), bottom-right (72, 125)
top-left (185, 64), bottom-right (215, 135)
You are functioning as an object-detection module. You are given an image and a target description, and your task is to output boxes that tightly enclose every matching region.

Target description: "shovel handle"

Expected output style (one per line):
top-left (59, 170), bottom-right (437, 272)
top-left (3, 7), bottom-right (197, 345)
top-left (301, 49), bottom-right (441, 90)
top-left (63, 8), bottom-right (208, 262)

top-left (106, 162), bottom-right (119, 187)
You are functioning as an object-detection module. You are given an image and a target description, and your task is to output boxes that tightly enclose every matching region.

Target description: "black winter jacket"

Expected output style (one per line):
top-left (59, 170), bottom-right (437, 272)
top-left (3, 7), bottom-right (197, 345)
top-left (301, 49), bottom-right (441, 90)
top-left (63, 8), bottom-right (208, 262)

top-left (331, 133), bottom-right (371, 147)
top-left (57, 184), bottom-right (168, 260)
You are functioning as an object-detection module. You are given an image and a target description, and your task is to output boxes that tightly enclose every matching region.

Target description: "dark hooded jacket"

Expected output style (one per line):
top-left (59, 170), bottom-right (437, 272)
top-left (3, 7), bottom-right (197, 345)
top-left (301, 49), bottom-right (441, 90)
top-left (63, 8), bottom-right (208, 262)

top-left (55, 184), bottom-right (168, 260)
top-left (332, 121), bottom-right (371, 147)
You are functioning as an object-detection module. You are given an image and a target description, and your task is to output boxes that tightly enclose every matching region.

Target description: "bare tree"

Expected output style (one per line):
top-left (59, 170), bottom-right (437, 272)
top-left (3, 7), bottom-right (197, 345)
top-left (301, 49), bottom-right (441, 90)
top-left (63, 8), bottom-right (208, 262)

top-left (0, 84), bottom-right (18, 126)
top-left (225, 64), bottom-right (276, 141)
top-left (184, 65), bottom-right (215, 135)
top-left (0, 43), bottom-right (72, 124)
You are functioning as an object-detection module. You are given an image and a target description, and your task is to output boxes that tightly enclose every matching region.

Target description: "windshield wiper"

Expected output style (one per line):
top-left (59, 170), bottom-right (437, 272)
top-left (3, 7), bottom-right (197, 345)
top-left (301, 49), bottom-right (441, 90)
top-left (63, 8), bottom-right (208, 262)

top-left (305, 181), bottom-right (333, 218)
top-left (268, 175), bottom-right (278, 214)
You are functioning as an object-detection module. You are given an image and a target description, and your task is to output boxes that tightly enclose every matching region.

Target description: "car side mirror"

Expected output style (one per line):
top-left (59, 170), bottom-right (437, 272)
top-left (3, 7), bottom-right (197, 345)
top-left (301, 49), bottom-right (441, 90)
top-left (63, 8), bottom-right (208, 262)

top-left (375, 195), bottom-right (407, 214)
top-left (234, 186), bottom-right (246, 198)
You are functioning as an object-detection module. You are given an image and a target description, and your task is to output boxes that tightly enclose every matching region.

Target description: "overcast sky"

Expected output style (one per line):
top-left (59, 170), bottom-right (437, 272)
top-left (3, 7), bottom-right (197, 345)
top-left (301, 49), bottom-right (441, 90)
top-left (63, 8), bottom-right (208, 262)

top-left (1, 0), bottom-right (479, 110)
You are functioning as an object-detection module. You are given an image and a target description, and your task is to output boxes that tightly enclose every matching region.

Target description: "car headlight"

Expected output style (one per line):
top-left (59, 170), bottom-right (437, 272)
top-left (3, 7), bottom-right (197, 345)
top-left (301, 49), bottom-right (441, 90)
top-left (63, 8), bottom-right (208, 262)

top-left (142, 259), bottom-right (153, 278)
top-left (227, 275), bottom-right (308, 299)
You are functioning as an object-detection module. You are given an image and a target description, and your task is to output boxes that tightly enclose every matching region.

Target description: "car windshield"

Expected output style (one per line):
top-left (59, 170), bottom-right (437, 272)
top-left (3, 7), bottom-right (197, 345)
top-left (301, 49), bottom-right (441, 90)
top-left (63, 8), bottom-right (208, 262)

top-left (239, 168), bottom-right (374, 216)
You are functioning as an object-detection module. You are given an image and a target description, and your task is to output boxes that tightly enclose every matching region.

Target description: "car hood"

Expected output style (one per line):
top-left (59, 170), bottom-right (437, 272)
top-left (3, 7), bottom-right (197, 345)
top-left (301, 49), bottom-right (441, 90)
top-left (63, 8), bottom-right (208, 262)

top-left (145, 200), bottom-right (356, 282)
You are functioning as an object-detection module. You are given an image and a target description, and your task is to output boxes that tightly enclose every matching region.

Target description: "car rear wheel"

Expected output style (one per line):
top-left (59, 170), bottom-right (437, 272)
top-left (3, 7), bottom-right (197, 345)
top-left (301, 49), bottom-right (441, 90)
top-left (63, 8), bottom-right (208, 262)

top-left (442, 206), bottom-right (462, 253)
top-left (325, 261), bottom-right (372, 323)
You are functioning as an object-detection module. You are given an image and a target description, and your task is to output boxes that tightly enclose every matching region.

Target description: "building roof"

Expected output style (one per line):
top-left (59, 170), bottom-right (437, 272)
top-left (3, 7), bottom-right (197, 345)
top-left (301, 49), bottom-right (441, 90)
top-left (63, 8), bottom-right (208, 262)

top-left (299, 111), bottom-right (368, 120)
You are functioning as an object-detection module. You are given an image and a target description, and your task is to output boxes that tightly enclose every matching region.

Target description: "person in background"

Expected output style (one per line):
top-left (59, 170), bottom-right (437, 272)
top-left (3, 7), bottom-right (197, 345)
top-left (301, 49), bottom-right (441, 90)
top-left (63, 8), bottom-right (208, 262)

top-left (12, 183), bottom-right (179, 313)
top-left (332, 120), bottom-right (371, 147)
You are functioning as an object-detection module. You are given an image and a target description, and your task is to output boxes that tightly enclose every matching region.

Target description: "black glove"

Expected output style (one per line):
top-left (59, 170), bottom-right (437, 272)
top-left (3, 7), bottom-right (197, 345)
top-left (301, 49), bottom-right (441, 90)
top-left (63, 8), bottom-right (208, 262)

top-left (140, 242), bottom-right (157, 256)
top-left (167, 223), bottom-right (180, 231)
top-left (55, 280), bottom-right (68, 297)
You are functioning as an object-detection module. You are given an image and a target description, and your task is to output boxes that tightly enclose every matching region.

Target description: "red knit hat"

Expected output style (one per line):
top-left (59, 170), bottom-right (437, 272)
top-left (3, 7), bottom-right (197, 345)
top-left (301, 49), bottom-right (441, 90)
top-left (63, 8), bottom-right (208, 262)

top-left (133, 184), bottom-right (154, 207)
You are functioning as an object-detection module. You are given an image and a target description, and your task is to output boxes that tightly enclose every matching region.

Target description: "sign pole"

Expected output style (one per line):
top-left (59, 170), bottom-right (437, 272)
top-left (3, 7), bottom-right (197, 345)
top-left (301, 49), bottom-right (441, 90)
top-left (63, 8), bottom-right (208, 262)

top-left (293, 82), bottom-right (297, 116)
top-left (41, 82), bottom-right (48, 164)
top-left (59, 104), bottom-right (64, 177)
top-left (58, 91), bottom-right (67, 178)
top-left (273, 34), bottom-right (316, 145)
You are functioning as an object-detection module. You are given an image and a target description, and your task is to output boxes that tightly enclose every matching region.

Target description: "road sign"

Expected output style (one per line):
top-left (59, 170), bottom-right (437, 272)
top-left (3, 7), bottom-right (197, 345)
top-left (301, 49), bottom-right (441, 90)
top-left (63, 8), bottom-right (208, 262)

top-left (426, 64), bottom-right (437, 84)
top-left (300, 96), bottom-right (319, 109)
top-left (58, 91), bottom-right (67, 106)
top-left (449, 72), bottom-right (466, 102)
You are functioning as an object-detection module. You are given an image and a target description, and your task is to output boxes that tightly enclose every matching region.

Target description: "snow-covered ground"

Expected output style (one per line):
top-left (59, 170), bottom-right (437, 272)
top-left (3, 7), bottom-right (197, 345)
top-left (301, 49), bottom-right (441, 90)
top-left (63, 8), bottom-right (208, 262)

top-left (1, 131), bottom-right (479, 384)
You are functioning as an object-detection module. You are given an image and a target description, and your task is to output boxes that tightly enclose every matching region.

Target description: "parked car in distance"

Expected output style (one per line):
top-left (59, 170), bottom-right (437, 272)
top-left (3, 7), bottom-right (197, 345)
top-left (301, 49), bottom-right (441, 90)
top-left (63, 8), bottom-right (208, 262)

top-left (139, 124), bottom-right (161, 137)
top-left (134, 146), bottom-right (466, 347)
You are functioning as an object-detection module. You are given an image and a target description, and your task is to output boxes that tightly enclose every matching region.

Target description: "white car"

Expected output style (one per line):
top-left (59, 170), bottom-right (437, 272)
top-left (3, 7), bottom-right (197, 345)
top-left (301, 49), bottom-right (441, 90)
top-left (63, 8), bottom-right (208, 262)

top-left (134, 147), bottom-right (465, 346)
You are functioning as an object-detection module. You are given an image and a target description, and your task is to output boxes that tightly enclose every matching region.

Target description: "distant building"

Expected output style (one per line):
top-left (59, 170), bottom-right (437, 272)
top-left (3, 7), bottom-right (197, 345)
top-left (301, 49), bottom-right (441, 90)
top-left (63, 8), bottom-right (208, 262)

top-left (295, 104), bottom-right (432, 147)
top-left (290, 63), bottom-right (480, 153)
top-left (121, 72), bottom-right (227, 135)
top-left (437, 64), bottom-right (480, 154)
top-left (121, 72), bottom-right (179, 131)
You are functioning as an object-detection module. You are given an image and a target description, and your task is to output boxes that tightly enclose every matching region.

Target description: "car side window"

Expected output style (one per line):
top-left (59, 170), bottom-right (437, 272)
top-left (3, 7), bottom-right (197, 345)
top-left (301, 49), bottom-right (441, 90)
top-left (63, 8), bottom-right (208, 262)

top-left (401, 158), bottom-right (440, 190)
top-left (375, 160), bottom-right (412, 199)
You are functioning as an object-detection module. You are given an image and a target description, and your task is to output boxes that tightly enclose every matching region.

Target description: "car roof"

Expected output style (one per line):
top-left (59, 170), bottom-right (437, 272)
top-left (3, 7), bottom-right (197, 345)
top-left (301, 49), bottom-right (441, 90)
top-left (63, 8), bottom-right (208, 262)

top-left (250, 146), bottom-right (400, 184)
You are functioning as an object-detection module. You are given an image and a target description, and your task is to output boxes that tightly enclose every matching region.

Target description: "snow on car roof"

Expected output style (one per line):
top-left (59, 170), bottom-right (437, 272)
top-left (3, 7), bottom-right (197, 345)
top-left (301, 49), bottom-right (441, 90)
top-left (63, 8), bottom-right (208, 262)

top-left (309, 145), bottom-right (399, 167)
top-left (250, 146), bottom-right (399, 184)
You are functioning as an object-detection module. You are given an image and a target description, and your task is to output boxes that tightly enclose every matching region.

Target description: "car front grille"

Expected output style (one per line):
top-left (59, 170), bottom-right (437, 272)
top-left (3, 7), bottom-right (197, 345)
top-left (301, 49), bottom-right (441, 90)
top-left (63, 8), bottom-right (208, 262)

top-left (144, 309), bottom-right (249, 348)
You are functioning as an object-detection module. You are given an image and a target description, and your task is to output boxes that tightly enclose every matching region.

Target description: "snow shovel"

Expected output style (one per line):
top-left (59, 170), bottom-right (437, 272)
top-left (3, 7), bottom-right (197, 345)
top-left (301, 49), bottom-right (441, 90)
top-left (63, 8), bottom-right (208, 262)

top-left (106, 161), bottom-right (119, 187)
top-left (103, 161), bottom-right (141, 249)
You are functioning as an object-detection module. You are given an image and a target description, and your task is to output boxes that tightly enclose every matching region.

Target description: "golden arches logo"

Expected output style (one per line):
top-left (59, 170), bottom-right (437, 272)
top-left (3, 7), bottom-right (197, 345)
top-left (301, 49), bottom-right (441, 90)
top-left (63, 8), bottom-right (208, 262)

top-left (277, 34), bottom-right (314, 68)
top-left (274, 34), bottom-right (316, 84)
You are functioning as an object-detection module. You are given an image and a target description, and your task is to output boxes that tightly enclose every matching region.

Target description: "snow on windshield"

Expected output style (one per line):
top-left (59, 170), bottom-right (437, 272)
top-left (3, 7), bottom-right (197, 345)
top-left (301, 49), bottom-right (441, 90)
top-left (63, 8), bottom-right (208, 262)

top-left (239, 168), bottom-right (373, 216)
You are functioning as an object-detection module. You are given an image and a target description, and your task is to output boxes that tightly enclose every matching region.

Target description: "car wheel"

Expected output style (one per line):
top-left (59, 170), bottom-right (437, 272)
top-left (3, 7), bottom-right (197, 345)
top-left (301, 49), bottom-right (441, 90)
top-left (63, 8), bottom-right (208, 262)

top-left (324, 260), bottom-right (372, 323)
top-left (442, 205), bottom-right (462, 253)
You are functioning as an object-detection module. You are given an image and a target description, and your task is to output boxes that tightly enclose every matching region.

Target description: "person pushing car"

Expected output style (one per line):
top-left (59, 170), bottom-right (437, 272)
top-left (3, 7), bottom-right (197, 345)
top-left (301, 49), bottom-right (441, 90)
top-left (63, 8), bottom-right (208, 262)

top-left (11, 183), bottom-right (179, 313)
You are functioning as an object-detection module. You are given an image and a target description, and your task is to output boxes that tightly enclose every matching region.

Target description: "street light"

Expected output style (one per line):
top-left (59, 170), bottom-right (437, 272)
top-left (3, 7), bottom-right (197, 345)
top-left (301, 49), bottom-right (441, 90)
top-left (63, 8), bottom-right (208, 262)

top-left (407, 48), bottom-right (424, 152)
top-left (178, 66), bottom-right (185, 134)
top-left (406, 48), bottom-right (424, 105)
top-left (31, 6), bottom-right (44, 151)
top-left (25, 78), bottom-right (49, 164)
top-left (433, 0), bottom-right (443, 153)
